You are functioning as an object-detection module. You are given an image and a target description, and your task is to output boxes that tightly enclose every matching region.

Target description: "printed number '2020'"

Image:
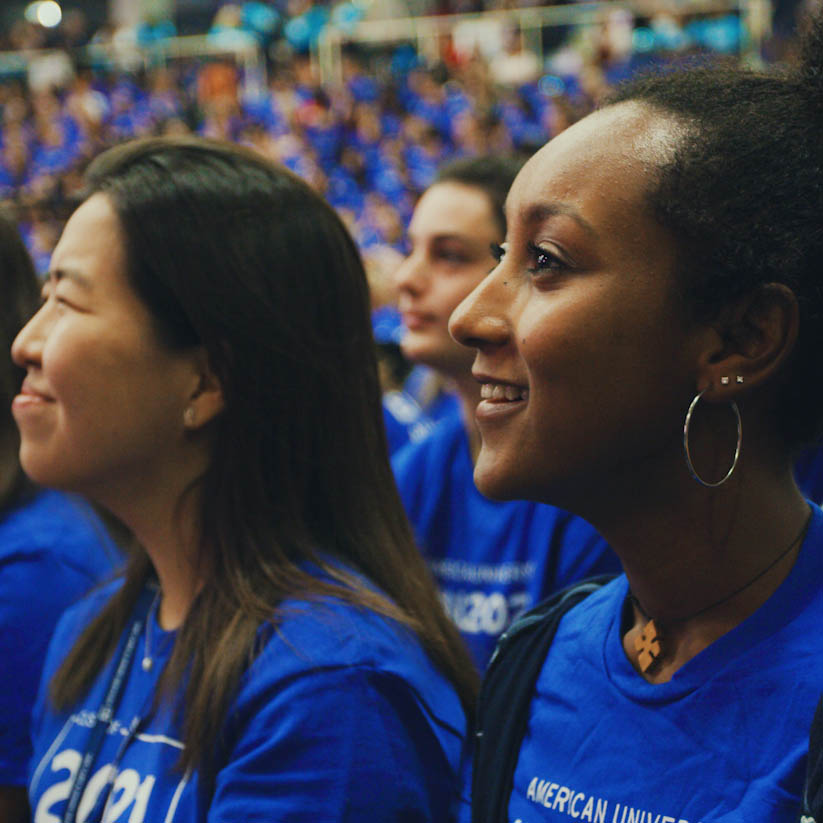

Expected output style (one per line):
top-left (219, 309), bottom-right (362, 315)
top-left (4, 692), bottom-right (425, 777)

top-left (441, 590), bottom-right (529, 635)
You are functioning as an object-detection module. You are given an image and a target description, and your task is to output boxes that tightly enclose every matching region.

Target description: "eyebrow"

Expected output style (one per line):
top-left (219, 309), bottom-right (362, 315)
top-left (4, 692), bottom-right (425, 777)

top-left (511, 201), bottom-right (597, 238)
top-left (409, 230), bottom-right (471, 242)
top-left (48, 268), bottom-right (93, 290)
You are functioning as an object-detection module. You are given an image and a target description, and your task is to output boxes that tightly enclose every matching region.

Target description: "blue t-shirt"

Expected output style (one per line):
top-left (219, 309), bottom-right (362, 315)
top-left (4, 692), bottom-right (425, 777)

top-left (29, 573), bottom-right (466, 822)
top-left (392, 414), bottom-right (619, 670)
top-left (796, 447), bottom-right (823, 506)
top-left (383, 390), bottom-right (435, 455)
top-left (0, 489), bottom-right (117, 786)
top-left (508, 503), bottom-right (823, 822)
top-left (402, 366), bottom-right (461, 424)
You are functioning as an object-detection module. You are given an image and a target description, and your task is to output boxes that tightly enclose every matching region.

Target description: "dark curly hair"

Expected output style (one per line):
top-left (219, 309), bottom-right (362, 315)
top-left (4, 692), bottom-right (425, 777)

top-left (609, 17), bottom-right (823, 449)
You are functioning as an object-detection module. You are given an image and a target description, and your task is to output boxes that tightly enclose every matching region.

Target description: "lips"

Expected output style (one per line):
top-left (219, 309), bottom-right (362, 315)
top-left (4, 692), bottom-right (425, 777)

top-left (400, 309), bottom-right (435, 332)
top-left (12, 380), bottom-right (55, 411)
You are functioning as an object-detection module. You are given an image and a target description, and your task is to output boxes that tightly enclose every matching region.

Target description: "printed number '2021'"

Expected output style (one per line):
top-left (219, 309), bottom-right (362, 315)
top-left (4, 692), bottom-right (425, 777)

top-left (34, 749), bottom-right (156, 823)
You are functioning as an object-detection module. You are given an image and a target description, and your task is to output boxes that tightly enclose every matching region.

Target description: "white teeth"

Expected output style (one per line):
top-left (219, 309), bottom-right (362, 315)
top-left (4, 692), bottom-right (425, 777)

top-left (480, 383), bottom-right (528, 402)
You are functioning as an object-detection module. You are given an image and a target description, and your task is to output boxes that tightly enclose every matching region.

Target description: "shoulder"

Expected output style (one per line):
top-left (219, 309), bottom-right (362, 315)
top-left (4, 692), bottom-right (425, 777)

top-left (48, 577), bottom-right (124, 657)
top-left (33, 576), bottom-right (125, 718)
top-left (242, 589), bottom-right (465, 730)
top-left (491, 574), bottom-right (622, 669)
top-left (211, 592), bottom-right (466, 820)
top-left (261, 592), bottom-right (449, 683)
top-left (0, 490), bottom-right (118, 578)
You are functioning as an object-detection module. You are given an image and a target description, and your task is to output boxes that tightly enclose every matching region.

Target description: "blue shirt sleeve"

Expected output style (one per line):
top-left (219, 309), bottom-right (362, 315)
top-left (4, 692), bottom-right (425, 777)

top-left (0, 492), bottom-right (118, 786)
top-left (210, 662), bottom-right (463, 821)
top-left (0, 554), bottom-right (111, 786)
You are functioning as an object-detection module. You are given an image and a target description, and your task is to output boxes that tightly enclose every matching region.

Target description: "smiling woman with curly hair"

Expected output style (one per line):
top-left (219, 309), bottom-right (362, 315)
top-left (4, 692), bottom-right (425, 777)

top-left (451, 14), bottom-right (823, 823)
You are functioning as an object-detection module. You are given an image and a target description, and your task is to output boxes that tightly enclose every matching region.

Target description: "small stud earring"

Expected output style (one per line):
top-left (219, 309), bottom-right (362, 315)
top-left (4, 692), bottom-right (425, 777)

top-left (720, 376), bottom-right (730, 386)
top-left (736, 375), bottom-right (744, 384)
top-left (184, 406), bottom-right (196, 426)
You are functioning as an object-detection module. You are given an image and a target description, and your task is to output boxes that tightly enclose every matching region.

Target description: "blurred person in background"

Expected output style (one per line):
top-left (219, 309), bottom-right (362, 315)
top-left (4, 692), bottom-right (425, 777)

top-left (392, 156), bottom-right (618, 670)
top-left (0, 208), bottom-right (117, 823)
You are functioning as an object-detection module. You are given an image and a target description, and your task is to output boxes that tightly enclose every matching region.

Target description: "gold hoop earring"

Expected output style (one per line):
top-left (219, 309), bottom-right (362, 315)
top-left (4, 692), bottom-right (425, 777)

top-left (683, 388), bottom-right (742, 487)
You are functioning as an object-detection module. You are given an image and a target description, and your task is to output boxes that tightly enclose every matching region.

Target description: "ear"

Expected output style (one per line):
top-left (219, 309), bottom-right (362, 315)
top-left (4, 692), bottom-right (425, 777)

top-left (696, 283), bottom-right (799, 401)
top-left (182, 347), bottom-right (225, 430)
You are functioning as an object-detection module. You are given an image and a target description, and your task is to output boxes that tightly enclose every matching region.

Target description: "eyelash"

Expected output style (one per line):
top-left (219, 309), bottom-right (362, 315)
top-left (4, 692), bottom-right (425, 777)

top-left (439, 250), bottom-right (468, 264)
top-left (527, 242), bottom-right (565, 275)
top-left (489, 242), bottom-right (566, 276)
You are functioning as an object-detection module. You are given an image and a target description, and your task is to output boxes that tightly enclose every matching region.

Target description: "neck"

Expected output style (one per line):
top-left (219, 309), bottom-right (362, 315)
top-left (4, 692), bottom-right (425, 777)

top-left (597, 461), bottom-right (809, 682)
top-left (134, 493), bottom-right (204, 630)
top-left (90, 460), bottom-right (208, 631)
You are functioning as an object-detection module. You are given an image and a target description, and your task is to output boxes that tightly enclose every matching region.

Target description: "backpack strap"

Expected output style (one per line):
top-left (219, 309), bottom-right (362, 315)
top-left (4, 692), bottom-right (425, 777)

top-left (802, 697), bottom-right (823, 822)
top-left (471, 574), bottom-right (616, 823)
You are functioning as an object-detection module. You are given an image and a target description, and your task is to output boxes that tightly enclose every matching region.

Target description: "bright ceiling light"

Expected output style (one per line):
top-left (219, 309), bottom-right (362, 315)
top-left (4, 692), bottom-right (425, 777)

top-left (26, 1), bottom-right (63, 28)
top-left (38, 1), bottom-right (62, 27)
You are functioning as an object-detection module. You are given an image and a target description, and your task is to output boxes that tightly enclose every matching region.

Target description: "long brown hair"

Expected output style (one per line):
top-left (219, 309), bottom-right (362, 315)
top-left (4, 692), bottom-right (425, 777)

top-left (50, 137), bottom-right (478, 771)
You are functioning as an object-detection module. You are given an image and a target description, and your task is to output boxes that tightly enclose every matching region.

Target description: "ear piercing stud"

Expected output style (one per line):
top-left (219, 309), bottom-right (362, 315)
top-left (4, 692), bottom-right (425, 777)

top-left (720, 375), bottom-right (745, 386)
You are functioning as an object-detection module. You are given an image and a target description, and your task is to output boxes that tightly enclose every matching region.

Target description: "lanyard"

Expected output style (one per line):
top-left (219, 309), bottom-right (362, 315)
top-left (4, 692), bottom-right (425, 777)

top-left (61, 585), bottom-right (157, 823)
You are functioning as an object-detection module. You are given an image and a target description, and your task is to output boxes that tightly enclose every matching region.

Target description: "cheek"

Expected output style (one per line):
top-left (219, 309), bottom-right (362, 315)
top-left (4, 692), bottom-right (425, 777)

top-left (517, 306), bottom-right (601, 381)
top-left (41, 333), bottom-right (93, 405)
top-left (44, 329), bottom-right (153, 422)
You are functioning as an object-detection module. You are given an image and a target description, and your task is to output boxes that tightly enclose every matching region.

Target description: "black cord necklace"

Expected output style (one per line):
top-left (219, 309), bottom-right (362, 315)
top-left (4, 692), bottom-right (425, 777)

top-left (629, 512), bottom-right (811, 673)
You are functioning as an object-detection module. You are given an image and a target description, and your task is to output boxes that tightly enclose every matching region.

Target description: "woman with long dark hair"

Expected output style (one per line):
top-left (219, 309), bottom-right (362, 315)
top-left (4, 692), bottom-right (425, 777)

top-left (19, 136), bottom-right (475, 822)
top-left (450, 15), bottom-right (823, 822)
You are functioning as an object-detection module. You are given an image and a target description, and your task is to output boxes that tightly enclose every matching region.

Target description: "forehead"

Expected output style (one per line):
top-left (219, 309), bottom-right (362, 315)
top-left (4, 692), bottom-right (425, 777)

top-left (52, 193), bottom-right (125, 267)
top-left (409, 181), bottom-right (497, 239)
top-left (509, 102), bottom-right (679, 232)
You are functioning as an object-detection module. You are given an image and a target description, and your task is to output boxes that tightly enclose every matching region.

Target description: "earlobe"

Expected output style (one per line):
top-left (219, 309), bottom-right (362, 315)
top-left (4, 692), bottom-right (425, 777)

top-left (183, 348), bottom-right (225, 430)
top-left (698, 283), bottom-right (799, 399)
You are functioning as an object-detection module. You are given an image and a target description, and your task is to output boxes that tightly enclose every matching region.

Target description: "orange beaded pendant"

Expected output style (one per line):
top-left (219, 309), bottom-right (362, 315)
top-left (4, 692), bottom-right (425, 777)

top-left (634, 619), bottom-right (663, 673)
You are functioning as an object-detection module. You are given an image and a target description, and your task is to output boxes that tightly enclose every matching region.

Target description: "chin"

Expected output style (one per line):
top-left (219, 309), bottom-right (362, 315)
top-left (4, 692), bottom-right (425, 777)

top-left (19, 449), bottom-right (83, 495)
top-left (473, 451), bottom-right (527, 502)
top-left (474, 448), bottom-right (578, 511)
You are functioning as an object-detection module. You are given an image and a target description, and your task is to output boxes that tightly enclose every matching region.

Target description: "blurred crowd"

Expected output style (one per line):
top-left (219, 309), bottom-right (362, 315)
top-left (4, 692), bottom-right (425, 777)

top-left (0, 0), bottom-right (810, 283)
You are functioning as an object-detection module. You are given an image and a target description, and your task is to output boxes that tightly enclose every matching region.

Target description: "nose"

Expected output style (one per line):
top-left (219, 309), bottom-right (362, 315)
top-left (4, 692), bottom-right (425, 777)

top-left (393, 249), bottom-right (428, 297)
top-left (11, 304), bottom-right (46, 369)
top-left (449, 267), bottom-right (511, 351)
